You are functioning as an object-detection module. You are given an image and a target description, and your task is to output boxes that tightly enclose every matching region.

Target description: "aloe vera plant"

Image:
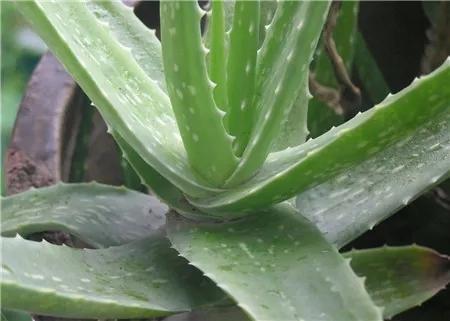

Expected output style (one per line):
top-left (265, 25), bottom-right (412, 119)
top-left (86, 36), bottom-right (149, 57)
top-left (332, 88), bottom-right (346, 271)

top-left (2, 1), bottom-right (450, 321)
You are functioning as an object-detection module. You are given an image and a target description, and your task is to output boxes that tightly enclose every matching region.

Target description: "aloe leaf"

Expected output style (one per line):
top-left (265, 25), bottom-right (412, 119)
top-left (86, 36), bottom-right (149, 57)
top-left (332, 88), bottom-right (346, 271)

top-left (160, 1), bottom-right (237, 186)
top-left (258, 1), bottom-right (277, 48)
top-left (1, 310), bottom-right (32, 321)
top-left (226, 1), bottom-right (330, 185)
top-left (1, 183), bottom-right (166, 248)
top-left (167, 204), bottom-right (383, 321)
top-left (85, 0), bottom-right (166, 90)
top-left (114, 131), bottom-right (214, 219)
top-left (206, 0), bottom-right (228, 111)
top-left (346, 246), bottom-right (450, 319)
top-left (165, 245), bottom-right (450, 321)
top-left (296, 105), bottom-right (450, 247)
top-left (188, 58), bottom-right (450, 217)
top-left (225, 1), bottom-right (260, 156)
top-left (308, 1), bottom-right (359, 138)
top-left (15, 0), bottom-right (216, 197)
top-left (0, 235), bottom-right (228, 318)
top-left (354, 32), bottom-right (390, 104)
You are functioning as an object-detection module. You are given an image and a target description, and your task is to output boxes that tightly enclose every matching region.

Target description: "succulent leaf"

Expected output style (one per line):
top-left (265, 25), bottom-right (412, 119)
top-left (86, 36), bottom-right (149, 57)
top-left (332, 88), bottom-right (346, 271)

top-left (1, 310), bottom-right (32, 321)
top-left (114, 132), bottom-right (216, 219)
top-left (85, 0), bottom-right (166, 90)
top-left (160, 0), bottom-right (237, 186)
top-left (225, 1), bottom-right (260, 156)
top-left (0, 235), bottom-right (227, 318)
top-left (346, 246), bottom-right (450, 319)
top-left (165, 245), bottom-right (450, 321)
top-left (15, 0), bottom-right (216, 197)
top-left (1, 183), bottom-right (166, 248)
top-left (226, 1), bottom-right (330, 185)
top-left (296, 105), bottom-right (450, 247)
top-left (188, 59), bottom-right (450, 217)
top-left (206, 0), bottom-right (228, 111)
top-left (167, 204), bottom-right (383, 321)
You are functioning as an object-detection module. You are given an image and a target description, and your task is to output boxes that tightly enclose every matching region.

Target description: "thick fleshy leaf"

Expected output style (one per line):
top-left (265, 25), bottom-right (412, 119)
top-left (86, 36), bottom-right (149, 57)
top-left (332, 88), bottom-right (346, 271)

top-left (164, 246), bottom-right (450, 321)
top-left (167, 204), bottom-right (382, 321)
top-left (160, 1), bottom-right (237, 186)
top-left (206, 0), bottom-right (228, 111)
top-left (225, 1), bottom-right (260, 156)
top-left (226, 1), bottom-right (330, 185)
top-left (296, 106), bottom-right (450, 247)
top-left (0, 235), bottom-right (227, 318)
top-left (114, 132), bottom-right (213, 219)
top-left (1, 310), bottom-right (32, 321)
top-left (346, 246), bottom-right (450, 319)
top-left (1, 183), bottom-right (166, 248)
top-left (85, 0), bottom-right (166, 90)
top-left (188, 58), bottom-right (450, 217)
top-left (16, 0), bottom-right (216, 197)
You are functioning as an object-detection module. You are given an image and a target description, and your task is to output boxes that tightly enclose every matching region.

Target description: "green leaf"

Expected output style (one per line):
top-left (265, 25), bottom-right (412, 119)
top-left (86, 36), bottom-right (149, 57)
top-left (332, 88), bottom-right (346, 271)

top-left (258, 1), bottom-right (277, 48)
top-left (346, 246), bottom-right (450, 319)
top-left (207, 0), bottom-right (228, 112)
top-left (226, 1), bottom-right (330, 185)
top-left (114, 131), bottom-right (213, 219)
top-left (188, 58), bottom-right (450, 217)
top-left (1, 235), bottom-right (227, 318)
top-left (1, 183), bottom-right (166, 248)
top-left (15, 0), bottom-right (216, 197)
top-left (85, 0), bottom-right (166, 90)
top-left (160, 1), bottom-right (237, 186)
top-left (225, 1), bottom-right (260, 156)
top-left (165, 246), bottom-right (450, 321)
top-left (167, 204), bottom-right (382, 321)
top-left (296, 104), bottom-right (450, 247)
top-left (1, 310), bottom-right (32, 321)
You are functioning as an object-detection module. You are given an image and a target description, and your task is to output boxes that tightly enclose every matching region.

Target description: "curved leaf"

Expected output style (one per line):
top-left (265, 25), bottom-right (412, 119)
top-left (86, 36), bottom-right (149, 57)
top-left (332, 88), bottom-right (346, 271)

top-left (296, 107), bottom-right (450, 248)
top-left (15, 0), bottom-right (216, 197)
top-left (206, 0), bottom-right (228, 111)
top-left (114, 132), bottom-right (213, 220)
top-left (226, 1), bottom-right (330, 185)
top-left (0, 235), bottom-right (227, 318)
top-left (1, 310), bottom-right (32, 321)
top-left (160, 1), bottom-right (237, 186)
top-left (188, 58), bottom-right (450, 217)
top-left (167, 204), bottom-right (382, 321)
top-left (346, 246), bottom-right (450, 319)
top-left (1, 183), bottom-right (166, 248)
top-left (225, 1), bottom-right (260, 156)
top-left (85, 0), bottom-right (166, 90)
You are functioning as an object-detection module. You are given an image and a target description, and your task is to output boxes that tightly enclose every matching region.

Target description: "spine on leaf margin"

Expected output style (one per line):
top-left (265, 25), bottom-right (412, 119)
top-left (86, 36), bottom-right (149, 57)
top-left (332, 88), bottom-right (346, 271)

top-left (160, 1), bottom-right (238, 187)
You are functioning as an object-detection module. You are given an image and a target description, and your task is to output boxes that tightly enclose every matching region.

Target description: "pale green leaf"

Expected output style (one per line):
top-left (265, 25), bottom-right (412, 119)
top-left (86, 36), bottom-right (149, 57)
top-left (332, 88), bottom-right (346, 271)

top-left (0, 235), bottom-right (227, 318)
top-left (15, 0), bottom-right (215, 197)
top-left (1, 183), bottom-right (166, 248)
top-left (226, 1), bottom-right (330, 185)
top-left (188, 59), bottom-right (450, 217)
top-left (167, 204), bottom-right (382, 321)
top-left (207, 0), bottom-right (228, 111)
top-left (296, 104), bottom-right (450, 247)
top-left (225, 1), bottom-right (260, 156)
top-left (160, 1), bottom-right (237, 186)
